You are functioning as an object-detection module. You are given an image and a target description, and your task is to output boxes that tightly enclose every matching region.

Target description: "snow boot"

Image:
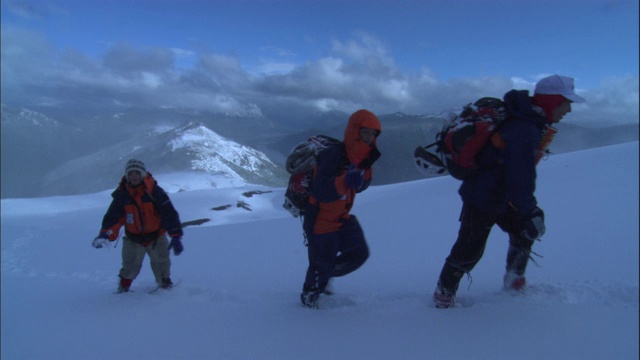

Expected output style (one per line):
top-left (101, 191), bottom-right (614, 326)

top-left (505, 244), bottom-right (532, 276)
top-left (160, 277), bottom-right (173, 289)
top-left (503, 270), bottom-right (526, 291)
top-left (300, 289), bottom-right (320, 309)
top-left (117, 276), bottom-right (133, 293)
top-left (504, 244), bottom-right (531, 291)
top-left (433, 284), bottom-right (455, 309)
top-left (433, 262), bottom-right (464, 308)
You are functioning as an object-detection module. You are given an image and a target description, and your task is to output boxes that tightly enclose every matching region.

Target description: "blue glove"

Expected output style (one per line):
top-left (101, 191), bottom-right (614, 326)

top-left (168, 236), bottom-right (184, 255)
top-left (345, 166), bottom-right (365, 190)
top-left (92, 232), bottom-right (110, 249)
top-left (521, 208), bottom-right (545, 241)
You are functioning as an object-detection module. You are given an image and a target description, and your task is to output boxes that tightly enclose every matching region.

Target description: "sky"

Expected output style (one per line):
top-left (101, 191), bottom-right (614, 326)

top-left (1, 141), bottom-right (638, 359)
top-left (1, 0), bottom-right (639, 125)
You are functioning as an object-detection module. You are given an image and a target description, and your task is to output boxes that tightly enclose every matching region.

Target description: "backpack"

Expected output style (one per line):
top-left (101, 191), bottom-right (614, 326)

top-left (414, 97), bottom-right (508, 180)
top-left (282, 135), bottom-right (342, 217)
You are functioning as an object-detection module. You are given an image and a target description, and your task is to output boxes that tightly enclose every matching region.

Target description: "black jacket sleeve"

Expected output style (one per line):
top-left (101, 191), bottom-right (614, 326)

top-left (151, 185), bottom-right (183, 237)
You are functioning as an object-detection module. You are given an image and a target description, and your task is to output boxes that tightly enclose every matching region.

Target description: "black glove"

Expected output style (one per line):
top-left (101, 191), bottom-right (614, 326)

top-left (345, 165), bottom-right (365, 190)
top-left (521, 207), bottom-right (545, 241)
top-left (358, 146), bottom-right (381, 170)
top-left (168, 236), bottom-right (184, 255)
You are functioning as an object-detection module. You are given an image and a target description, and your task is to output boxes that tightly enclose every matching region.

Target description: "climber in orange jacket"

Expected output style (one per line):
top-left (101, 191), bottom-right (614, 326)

top-left (300, 109), bottom-right (382, 308)
top-left (92, 159), bottom-right (184, 293)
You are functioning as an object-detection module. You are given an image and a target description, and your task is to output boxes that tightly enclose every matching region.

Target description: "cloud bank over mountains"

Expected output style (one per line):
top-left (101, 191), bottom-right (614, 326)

top-left (2, 26), bottom-right (638, 128)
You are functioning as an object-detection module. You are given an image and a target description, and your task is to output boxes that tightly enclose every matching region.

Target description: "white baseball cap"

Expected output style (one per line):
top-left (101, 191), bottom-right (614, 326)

top-left (534, 75), bottom-right (586, 103)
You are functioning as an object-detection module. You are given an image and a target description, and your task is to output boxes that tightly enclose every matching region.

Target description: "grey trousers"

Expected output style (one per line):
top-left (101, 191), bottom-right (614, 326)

top-left (119, 234), bottom-right (171, 285)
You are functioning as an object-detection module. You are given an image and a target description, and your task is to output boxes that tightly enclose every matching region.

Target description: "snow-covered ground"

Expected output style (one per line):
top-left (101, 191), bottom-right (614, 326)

top-left (2, 142), bottom-right (638, 360)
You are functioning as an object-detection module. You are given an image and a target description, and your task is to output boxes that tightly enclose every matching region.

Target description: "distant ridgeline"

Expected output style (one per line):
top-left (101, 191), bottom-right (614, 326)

top-left (1, 104), bottom-right (637, 198)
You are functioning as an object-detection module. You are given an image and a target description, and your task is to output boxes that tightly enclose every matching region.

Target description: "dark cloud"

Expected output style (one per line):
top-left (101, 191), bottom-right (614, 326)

top-left (103, 43), bottom-right (175, 75)
top-left (194, 54), bottom-right (253, 90)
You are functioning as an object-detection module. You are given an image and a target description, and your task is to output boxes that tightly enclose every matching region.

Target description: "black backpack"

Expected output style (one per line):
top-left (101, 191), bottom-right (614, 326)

top-left (415, 97), bottom-right (508, 180)
top-left (282, 135), bottom-right (342, 217)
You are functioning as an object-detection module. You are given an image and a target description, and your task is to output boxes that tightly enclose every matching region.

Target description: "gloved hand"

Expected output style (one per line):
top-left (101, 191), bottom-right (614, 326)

top-left (92, 232), bottom-right (110, 249)
top-left (345, 165), bottom-right (365, 190)
top-left (521, 207), bottom-right (545, 241)
top-left (168, 236), bottom-right (184, 256)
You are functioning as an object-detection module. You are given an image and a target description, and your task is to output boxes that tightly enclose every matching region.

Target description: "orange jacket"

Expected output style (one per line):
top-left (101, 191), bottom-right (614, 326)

top-left (306, 110), bottom-right (382, 234)
top-left (101, 173), bottom-right (183, 244)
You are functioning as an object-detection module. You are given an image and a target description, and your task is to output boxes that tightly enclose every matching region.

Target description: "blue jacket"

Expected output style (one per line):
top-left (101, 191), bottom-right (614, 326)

top-left (459, 90), bottom-right (547, 218)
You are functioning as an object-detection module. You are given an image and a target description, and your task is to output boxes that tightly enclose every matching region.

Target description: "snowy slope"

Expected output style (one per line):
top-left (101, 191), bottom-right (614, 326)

top-left (1, 142), bottom-right (638, 360)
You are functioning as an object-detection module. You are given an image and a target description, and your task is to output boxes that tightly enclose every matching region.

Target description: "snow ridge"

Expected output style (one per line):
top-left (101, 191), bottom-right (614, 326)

top-left (169, 124), bottom-right (278, 178)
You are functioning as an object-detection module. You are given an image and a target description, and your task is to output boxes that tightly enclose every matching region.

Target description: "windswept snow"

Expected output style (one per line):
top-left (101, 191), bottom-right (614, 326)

top-left (1, 142), bottom-right (638, 360)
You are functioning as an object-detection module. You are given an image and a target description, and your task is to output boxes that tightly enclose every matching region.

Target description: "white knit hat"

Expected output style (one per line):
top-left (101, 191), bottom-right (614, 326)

top-left (125, 159), bottom-right (147, 181)
top-left (534, 75), bottom-right (586, 103)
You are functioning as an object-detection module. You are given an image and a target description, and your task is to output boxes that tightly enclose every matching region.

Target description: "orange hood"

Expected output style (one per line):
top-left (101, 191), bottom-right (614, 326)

top-left (343, 109), bottom-right (381, 166)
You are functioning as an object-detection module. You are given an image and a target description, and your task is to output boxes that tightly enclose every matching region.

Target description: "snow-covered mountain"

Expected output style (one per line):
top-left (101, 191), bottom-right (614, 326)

top-left (1, 104), bottom-right (292, 198)
top-left (1, 104), bottom-right (86, 198)
top-left (168, 123), bottom-right (285, 184)
top-left (38, 121), bottom-right (287, 196)
top-left (2, 104), bottom-right (638, 198)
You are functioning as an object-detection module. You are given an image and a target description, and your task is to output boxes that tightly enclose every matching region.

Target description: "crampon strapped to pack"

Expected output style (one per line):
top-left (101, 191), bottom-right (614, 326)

top-left (414, 97), bottom-right (509, 180)
top-left (283, 135), bottom-right (342, 217)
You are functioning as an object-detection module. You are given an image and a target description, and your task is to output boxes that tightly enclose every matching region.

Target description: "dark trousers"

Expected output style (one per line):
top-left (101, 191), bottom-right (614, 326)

top-left (437, 203), bottom-right (534, 293)
top-left (303, 216), bottom-right (370, 293)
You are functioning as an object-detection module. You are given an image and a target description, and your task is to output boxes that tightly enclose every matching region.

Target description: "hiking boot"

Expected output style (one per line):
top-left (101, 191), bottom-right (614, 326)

top-left (433, 285), bottom-right (455, 308)
top-left (160, 278), bottom-right (173, 289)
top-left (503, 270), bottom-right (526, 291)
top-left (117, 277), bottom-right (133, 293)
top-left (300, 290), bottom-right (320, 309)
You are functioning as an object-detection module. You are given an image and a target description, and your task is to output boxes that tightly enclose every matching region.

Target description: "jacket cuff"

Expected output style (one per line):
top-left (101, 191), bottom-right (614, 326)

top-left (103, 229), bottom-right (118, 241)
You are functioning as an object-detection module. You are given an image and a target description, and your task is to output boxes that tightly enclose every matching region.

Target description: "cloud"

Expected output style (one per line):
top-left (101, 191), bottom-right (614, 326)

top-left (1, 26), bottom-right (638, 126)
top-left (592, 76), bottom-right (639, 113)
top-left (260, 46), bottom-right (297, 58)
top-left (332, 32), bottom-right (389, 60)
top-left (1, 26), bottom-right (54, 80)
top-left (252, 61), bottom-right (298, 76)
top-left (567, 75), bottom-right (640, 126)
top-left (5, 0), bottom-right (44, 20)
top-left (103, 43), bottom-right (175, 75)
